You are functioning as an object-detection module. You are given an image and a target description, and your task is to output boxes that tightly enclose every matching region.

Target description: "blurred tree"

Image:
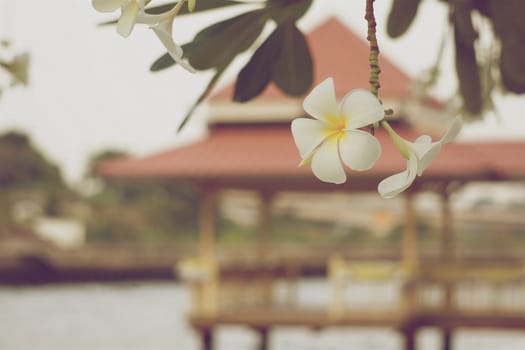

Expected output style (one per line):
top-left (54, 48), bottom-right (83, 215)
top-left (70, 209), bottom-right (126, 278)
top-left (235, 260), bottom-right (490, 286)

top-left (0, 131), bottom-right (68, 232)
top-left (85, 149), bottom-right (199, 244)
top-left (0, 131), bottom-right (62, 188)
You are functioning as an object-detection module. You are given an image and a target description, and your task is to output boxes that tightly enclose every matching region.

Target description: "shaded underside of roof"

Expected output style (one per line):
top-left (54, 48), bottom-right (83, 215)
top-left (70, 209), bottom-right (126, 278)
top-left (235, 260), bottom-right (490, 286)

top-left (97, 123), bottom-right (525, 192)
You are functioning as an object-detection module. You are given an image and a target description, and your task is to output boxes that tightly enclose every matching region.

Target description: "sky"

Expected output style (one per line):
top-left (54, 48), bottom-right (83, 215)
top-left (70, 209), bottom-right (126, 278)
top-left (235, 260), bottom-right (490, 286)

top-left (0, 0), bottom-right (523, 185)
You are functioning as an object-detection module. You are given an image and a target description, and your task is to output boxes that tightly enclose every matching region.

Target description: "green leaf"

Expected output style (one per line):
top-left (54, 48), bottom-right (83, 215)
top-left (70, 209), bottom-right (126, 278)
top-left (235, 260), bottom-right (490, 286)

top-left (150, 52), bottom-right (174, 72)
top-left (234, 25), bottom-right (285, 102)
top-left (145, 0), bottom-right (244, 15)
top-left (177, 66), bottom-right (227, 132)
top-left (99, 0), bottom-right (244, 26)
top-left (500, 43), bottom-right (525, 93)
top-left (452, 2), bottom-right (477, 45)
top-left (454, 25), bottom-right (482, 114)
top-left (188, 9), bottom-right (268, 70)
top-left (150, 42), bottom-right (196, 72)
top-left (271, 21), bottom-right (312, 96)
top-left (386, 0), bottom-right (421, 38)
top-left (266, 0), bottom-right (313, 23)
top-left (486, 0), bottom-right (525, 93)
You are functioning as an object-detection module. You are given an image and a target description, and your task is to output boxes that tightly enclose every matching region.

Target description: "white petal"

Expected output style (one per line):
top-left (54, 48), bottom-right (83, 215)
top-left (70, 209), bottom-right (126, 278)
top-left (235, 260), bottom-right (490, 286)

top-left (410, 136), bottom-right (433, 158)
top-left (340, 89), bottom-right (384, 129)
top-left (92, 0), bottom-right (124, 12)
top-left (302, 77), bottom-right (338, 121)
top-left (311, 137), bottom-right (346, 184)
top-left (441, 117), bottom-right (462, 144)
top-left (415, 135), bottom-right (431, 144)
top-left (117, 1), bottom-right (139, 37)
top-left (151, 19), bottom-right (196, 73)
top-left (416, 143), bottom-right (441, 176)
top-left (339, 130), bottom-right (381, 171)
top-left (291, 118), bottom-right (326, 158)
top-left (136, 12), bottom-right (170, 25)
top-left (378, 153), bottom-right (418, 199)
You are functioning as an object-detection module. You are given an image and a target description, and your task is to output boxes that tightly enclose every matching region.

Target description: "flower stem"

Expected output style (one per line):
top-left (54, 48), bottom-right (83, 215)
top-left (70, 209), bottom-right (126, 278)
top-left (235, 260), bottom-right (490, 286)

top-left (365, 0), bottom-right (381, 98)
top-left (381, 120), bottom-right (410, 159)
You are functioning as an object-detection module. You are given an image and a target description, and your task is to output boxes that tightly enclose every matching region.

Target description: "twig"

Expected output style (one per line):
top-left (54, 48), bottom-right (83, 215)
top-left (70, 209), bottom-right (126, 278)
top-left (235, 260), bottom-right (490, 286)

top-left (365, 0), bottom-right (381, 98)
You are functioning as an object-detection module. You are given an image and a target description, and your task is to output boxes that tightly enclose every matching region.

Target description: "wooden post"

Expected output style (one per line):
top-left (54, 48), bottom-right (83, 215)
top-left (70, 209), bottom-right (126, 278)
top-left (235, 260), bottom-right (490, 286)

top-left (199, 328), bottom-right (214, 350)
top-left (256, 328), bottom-right (269, 350)
top-left (440, 190), bottom-right (453, 261)
top-left (198, 187), bottom-right (218, 315)
top-left (257, 191), bottom-right (273, 259)
top-left (404, 328), bottom-right (417, 350)
top-left (440, 189), bottom-right (454, 311)
top-left (403, 193), bottom-right (418, 270)
top-left (199, 187), bottom-right (217, 260)
top-left (442, 328), bottom-right (452, 350)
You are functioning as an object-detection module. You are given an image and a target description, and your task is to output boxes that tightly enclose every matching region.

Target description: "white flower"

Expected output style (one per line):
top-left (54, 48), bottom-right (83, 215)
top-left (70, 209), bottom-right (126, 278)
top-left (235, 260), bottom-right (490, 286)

top-left (93, 0), bottom-right (195, 72)
top-left (149, 11), bottom-right (196, 73)
top-left (92, 0), bottom-right (146, 37)
top-left (291, 78), bottom-right (384, 184)
top-left (378, 117), bottom-right (462, 198)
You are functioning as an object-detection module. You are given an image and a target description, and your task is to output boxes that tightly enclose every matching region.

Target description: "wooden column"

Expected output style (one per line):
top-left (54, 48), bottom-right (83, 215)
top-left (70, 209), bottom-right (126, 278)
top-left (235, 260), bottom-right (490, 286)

top-left (442, 328), bottom-right (452, 350)
top-left (198, 187), bottom-right (218, 316)
top-left (199, 187), bottom-right (217, 260)
top-left (199, 328), bottom-right (214, 350)
top-left (440, 190), bottom-right (454, 261)
top-left (256, 328), bottom-right (269, 350)
top-left (439, 188), bottom-right (455, 311)
top-left (403, 193), bottom-right (418, 270)
top-left (256, 191), bottom-right (273, 259)
top-left (404, 328), bottom-right (417, 350)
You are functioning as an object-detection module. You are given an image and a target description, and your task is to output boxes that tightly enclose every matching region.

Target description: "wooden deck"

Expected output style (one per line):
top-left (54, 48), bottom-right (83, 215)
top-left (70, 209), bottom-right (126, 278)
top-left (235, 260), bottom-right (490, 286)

top-left (179, 256), bottom-right (525, 350)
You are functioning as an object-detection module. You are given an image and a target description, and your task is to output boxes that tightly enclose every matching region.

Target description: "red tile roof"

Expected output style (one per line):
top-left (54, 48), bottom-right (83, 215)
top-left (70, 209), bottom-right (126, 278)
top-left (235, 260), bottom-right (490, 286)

top-left (211, 18), bottom-right (413, 101)
top-left (97, 122), bottom-right (524, 192)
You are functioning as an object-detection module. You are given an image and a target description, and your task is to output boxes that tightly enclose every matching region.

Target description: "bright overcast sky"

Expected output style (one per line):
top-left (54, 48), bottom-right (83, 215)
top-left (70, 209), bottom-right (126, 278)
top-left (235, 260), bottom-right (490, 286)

top-left (0, 0), bottom-right (523, 185)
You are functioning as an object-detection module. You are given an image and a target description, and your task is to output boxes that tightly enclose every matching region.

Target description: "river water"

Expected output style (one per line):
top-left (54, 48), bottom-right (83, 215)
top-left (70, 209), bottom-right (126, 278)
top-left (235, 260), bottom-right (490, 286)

top-left (1, 279), bottom-right (525, 350)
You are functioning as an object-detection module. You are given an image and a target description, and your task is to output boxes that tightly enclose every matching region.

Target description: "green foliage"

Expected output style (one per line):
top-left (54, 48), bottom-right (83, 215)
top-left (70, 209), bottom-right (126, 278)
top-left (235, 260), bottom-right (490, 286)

top-left (0, 131), bottom-right (63, 189)
top-left (387, 0), bottom-right (525, 117)
top-left (452, 1), bottom-right (482, 115)
top-left (87, 150), bottom-right (199, 243)
top-left (149, 0), bottom-right (313, 131)
top-left (386, 0), bottom-right (422, 38)
top-left (99, 0), bottom-right (245, 26)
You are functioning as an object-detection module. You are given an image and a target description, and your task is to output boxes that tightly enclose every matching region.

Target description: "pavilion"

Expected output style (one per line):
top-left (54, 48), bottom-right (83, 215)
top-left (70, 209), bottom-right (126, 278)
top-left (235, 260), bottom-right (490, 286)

top-left (98, 18), bottom-right (525, 350)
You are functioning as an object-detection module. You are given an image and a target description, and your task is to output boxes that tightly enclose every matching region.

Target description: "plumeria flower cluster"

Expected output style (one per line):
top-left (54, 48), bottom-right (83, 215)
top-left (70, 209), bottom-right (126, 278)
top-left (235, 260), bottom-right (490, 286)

top-left (92, 0), bottom-right (195, 72)
top-left (291, 77), bottom-right (462, 199)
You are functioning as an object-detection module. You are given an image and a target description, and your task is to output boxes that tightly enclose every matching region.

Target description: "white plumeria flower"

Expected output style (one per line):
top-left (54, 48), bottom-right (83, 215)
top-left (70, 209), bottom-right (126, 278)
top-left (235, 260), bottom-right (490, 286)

top-left (378, 117), bottom-right (462, 198)
top-left (148, 3), bottom-right (196, 73)
top-left (92, 0), bottom-right (146, 37)
top-left (93, 0), bottom-right (195, 72)
top-left (291, 78), bottom-right (384, 184)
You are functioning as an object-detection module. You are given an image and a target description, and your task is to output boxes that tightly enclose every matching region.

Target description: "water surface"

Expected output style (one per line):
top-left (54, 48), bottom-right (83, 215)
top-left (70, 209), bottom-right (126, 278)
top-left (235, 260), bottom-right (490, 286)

top-left (1, 280), bottom-right (525, 350)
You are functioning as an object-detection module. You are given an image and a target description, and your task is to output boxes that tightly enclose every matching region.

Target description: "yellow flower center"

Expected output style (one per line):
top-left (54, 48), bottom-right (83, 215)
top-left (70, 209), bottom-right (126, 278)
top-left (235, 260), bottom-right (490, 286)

top-left (323, 114), bottom-right (347, 145)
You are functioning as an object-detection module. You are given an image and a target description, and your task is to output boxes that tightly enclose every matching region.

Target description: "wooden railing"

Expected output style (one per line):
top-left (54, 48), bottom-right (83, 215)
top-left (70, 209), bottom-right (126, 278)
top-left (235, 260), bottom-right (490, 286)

top-left (327, 256), bottom-right (525, 318)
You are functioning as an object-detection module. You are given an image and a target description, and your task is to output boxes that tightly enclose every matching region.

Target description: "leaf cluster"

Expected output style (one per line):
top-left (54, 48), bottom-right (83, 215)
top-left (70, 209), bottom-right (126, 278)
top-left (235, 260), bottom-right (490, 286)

top-left (0, 131), bottom-right (64, 190)
top-left (149, 0), bottom-right (313, 130)
top-left (387, 0), bottom-right (525, 117)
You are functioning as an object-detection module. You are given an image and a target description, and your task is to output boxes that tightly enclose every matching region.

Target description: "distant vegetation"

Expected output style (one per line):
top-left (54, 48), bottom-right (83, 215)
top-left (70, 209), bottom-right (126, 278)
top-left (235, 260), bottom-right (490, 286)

top-left (1, 130), bottom-right (523, 254)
